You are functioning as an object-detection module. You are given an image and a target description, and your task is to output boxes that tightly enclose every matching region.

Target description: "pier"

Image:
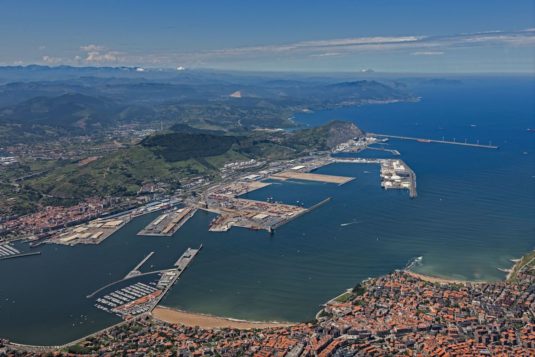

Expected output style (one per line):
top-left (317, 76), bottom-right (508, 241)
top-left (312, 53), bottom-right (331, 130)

top-left (271, 171), bottom-right (354, 185)
top-left (0, 251), bottom-right (41, 261)
top-left (368, 133), bottom-right (499, 149)
top-left (138, 207), bottom-right (197, 236)
top-left (124, 251), bottom-right (155, 279)
top-left (0, 243), bottom-right (20, 257)
top-left (333, 158), bottom-right (417, 198)
top-left (271, 197), bottom-right (332, 230)
top-left (366, 146), bottom-right (400, 156)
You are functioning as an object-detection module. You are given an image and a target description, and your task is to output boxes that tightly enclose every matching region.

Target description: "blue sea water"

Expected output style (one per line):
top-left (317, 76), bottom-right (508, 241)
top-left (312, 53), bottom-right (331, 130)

top-left (0, 76), bottom-right (533, 345)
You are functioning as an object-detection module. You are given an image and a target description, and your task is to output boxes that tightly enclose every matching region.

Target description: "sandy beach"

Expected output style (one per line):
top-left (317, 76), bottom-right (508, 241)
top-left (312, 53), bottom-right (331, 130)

top-left (152, 306), bottom-right (294, 330)
top-left (405, 270), bottom-right (487, 285)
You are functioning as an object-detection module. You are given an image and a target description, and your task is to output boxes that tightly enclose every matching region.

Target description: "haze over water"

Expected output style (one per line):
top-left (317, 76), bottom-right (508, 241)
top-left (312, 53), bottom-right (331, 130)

top-left (0, 77), bottom-right (533, 345)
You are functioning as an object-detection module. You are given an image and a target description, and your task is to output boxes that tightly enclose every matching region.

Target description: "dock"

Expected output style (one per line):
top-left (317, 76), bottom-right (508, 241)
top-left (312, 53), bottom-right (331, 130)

top-left (333, 158), bottom-right (417, 198)
top-left (271, 171), bottom-right (354, 185)
top-left (0, 243), bottom-right (20, 257)
top-left (138, 207), bottom-right (197, 236)
top-left (368, 133), bottom-right (499, 149)
top-left (271, 197), bottom-right (332, 230)
top-left (174, 246), bottom-right (201, 269)
top-left (48, 216), bottom-right (130, 246)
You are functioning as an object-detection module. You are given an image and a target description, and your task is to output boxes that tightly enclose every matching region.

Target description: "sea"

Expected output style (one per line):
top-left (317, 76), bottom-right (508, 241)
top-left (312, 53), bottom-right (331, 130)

top-left (0, 76), bottom-right (533, 345)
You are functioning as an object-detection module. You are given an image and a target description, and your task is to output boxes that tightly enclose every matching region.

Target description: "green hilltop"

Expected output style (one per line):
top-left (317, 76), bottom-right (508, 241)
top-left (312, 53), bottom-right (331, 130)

top-left (20, 121), bottom-right (363, 208)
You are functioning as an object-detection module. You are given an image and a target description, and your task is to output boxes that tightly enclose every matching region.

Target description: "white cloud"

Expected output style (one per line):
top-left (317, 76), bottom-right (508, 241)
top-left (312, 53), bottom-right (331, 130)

top-left (42, 55), bottom-right (63, 64)
top-left (80, 44), bottom-right (104, 52)
top-left (37, 29), bottom-right (535, 68)
top-left (310, 52), bottom-right (342, 57)
top-left (412, 51), bottom-right (444, 56)
top-left (84, 50), bottom-right (122, 63)
top-left (147, 29), bottom-right (534, 66)
top-left (77, 44), bottom-right (124, 63)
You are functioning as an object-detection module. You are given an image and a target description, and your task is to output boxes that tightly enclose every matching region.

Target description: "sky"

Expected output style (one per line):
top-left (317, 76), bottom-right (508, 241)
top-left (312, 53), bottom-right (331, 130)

top-left (0, 0), bottom-right (534, 73)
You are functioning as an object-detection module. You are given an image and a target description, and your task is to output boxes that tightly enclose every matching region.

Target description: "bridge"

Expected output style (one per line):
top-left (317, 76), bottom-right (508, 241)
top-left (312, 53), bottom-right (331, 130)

top-left (368, 133), bottom-right (499, 149)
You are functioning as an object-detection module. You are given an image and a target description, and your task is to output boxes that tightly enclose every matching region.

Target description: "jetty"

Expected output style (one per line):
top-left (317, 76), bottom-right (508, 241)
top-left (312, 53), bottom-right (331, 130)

top-left (0, 251), bottom-right (41, 261)
top-left (124, 252), bottom-right (155, 279)
top-left (368, 133), bottom-right (499, 149)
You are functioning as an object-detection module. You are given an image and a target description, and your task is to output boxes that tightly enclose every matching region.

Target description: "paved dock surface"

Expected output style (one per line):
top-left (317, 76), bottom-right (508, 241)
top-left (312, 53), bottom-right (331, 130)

top-left (271, 171), bottom-right (354, 184)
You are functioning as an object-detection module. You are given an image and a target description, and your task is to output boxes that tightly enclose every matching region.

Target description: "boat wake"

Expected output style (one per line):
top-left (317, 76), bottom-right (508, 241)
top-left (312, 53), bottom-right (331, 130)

top-left (340, 220), bottom-right (361, 227)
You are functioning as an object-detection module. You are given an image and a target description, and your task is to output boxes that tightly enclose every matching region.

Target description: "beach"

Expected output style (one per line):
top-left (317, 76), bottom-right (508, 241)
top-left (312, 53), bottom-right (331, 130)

top-left (405, 271), bottom-right (486, 285)
top-left (152, 306), bottom-right (294, 330)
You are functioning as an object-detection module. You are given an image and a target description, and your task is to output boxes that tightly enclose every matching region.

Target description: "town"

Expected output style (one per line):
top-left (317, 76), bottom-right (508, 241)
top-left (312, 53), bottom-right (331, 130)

top-left (4, 255), bottom-right (532, 356)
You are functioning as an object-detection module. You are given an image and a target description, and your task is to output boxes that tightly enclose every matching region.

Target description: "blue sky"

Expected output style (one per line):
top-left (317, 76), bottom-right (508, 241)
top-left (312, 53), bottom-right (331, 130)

top-left (1, 0), bottom-right (534, 72)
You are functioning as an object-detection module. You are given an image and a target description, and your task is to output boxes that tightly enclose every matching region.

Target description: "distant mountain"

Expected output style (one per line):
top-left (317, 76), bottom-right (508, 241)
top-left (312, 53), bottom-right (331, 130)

top-left (322, 80), bottom-right (408, 103)
top-left (0, 69), bottom-right (414, 144)
top-left (0, 93), bottom-right (155, 130)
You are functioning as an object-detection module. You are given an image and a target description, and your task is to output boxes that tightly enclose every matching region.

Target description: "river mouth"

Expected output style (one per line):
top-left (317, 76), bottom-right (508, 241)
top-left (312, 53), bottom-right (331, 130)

top-left (1, 78), bottom-right (534, 346)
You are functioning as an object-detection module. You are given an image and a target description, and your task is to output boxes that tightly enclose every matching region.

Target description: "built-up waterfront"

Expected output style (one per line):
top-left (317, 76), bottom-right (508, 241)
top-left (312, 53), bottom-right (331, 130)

top-left (0, 78), bottom-right (533, 346)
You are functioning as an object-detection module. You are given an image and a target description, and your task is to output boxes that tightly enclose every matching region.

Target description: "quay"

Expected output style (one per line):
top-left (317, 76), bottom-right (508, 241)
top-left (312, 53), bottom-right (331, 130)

top-left (333, 158), bottom-right (417, 198)
top-left (48, 216), bottom-right (131, 246)
top-left (138, 207), bottom-right (197, 236)
top-left (271, 197), bottom-right (331, 230)
top-left (174, 246), bottom-right (201, 269)
top-left (124, 251), bottom-right (155, 279)
top-left (368, 133), bottom-right (499, 149)
top-left (271, 171), bottom-right (354, 185)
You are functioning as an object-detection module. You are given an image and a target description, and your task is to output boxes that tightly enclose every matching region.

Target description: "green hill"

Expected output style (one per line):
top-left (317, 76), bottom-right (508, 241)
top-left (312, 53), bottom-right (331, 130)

top-left (287, 120), bottom-right (365, 150)
top-left (22, 121), bottom-right (362, 206)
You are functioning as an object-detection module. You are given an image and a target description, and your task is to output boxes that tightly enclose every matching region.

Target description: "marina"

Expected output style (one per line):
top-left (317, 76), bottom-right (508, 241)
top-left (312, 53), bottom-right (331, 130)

top-left (91, 246), bottom-right (202, 319)
top-left (0, 251), bottom-right (41, 261)
top-left (0, 243), bottom-right (20, 257)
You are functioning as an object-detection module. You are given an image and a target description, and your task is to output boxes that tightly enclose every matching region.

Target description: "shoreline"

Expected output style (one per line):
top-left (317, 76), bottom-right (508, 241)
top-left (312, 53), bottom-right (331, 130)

top-left (404, 270), bottom-right (488, 285)
top-left (6, 261), bottom-right (528, 349)
top-left (152, 306), bottom-right (294, 330)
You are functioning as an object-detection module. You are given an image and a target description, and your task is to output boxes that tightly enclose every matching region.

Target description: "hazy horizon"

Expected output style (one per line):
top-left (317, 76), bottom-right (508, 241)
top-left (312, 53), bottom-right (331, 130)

top-left (1, 0), bottom-right (533, 73)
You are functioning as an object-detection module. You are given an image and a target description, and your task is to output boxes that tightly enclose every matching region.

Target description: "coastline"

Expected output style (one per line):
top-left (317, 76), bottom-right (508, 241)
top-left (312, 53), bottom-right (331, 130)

top-left (152, 306), bottom-right (294, 329)
top-left (403, 270), bottom-right (487, 285)
top-left (7, 253), bottom-right (532, 350)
